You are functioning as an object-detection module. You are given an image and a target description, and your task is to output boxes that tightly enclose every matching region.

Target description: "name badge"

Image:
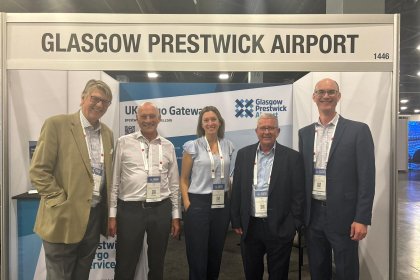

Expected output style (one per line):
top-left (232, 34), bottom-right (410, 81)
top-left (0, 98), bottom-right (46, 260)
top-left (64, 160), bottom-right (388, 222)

top-left (254, 190), bottom-right (268, 217)
top-left (211, 183), bottom-right (225, 209)
top-left (146, 176), bottom-right (161, 202)
top-left (92, 165), bottom-right (103, 197)
top-left (312, 168), bottom-right (326, 196)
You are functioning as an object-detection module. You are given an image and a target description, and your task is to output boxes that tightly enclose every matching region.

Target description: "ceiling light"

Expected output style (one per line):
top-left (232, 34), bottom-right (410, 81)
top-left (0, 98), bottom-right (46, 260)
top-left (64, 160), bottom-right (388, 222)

top-left (218, 73), bottom-right (229, 80)
top-left (400, 99), bottom-right (409, 104)
top-left (417, 45), bottom-right (420, 50)
top-left (400, 106), bottom-right (408, 110)
top-left (417, 71), bottom-right (420, 77)
top-left (147, 72), bottom-right (159, 79)
top-left (415, 109), bottom-right (420, 113)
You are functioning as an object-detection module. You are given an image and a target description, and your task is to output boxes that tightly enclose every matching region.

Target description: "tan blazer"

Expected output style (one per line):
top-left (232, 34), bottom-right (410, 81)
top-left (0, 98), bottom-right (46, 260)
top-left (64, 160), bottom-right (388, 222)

top-left (30, 111), bottom-right (113, 244)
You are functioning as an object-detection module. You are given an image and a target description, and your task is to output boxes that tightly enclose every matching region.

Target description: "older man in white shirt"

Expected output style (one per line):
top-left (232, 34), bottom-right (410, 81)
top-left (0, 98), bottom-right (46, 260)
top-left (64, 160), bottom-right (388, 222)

top-left (109, 101), bottom-right (180, 280)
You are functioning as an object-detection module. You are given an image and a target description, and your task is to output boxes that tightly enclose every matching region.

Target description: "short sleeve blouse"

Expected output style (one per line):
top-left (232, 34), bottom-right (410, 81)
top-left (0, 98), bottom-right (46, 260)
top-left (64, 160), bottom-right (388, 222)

top-left (183, 137), bottom-right (235, 194)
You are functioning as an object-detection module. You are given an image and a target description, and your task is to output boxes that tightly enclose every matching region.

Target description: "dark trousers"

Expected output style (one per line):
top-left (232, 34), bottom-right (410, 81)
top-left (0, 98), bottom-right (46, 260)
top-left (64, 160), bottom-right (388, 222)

top-left (184, 193), bottom-right (230, 280)
top-left (241, 217), bottom-right (293, 280)
top-left (43, 205), bottom-right (101, 280)
top-left (307, 199), bottom-right (359, 280)
top-left (114, 198), bottom-right (172, 280)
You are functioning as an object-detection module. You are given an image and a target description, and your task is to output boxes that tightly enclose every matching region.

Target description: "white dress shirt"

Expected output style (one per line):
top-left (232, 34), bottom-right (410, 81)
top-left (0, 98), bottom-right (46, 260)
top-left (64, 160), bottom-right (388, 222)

top-left (313, 113), bottom-right (340, 200)
top-left (110, 131), bottom-right (180, 219)
top-left (80, 111), bottom-right (104, 207)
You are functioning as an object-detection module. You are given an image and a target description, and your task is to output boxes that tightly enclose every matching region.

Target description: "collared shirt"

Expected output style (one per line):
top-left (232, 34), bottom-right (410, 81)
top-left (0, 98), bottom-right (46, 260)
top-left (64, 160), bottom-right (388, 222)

top-left (80, 111), bottom-right (104, 207)
top-left (252, 144), bottom-right (275, 217)
top-left (313, 113), bottom-right (340, 200)
top-left (183, 137), bottom-right (235, 194)
top-left (110, 131), bottom-right (180, 218)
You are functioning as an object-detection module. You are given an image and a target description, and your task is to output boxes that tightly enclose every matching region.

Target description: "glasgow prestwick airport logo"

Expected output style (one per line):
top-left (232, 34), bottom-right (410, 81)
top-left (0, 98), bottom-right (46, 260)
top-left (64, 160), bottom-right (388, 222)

top-left (235, 99), bottom-right (254, 118)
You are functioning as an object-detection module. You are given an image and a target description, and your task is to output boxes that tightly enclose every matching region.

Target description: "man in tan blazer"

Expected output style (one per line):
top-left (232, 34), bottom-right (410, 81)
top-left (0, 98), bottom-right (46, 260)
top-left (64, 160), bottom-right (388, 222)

top-left (30, 79), bottom-right (114, 280)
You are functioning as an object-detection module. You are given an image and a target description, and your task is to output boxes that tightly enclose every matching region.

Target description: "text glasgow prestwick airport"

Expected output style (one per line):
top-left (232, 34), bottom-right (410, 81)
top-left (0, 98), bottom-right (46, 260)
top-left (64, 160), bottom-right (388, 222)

top-left (41, 32), bottom-right (359, 54)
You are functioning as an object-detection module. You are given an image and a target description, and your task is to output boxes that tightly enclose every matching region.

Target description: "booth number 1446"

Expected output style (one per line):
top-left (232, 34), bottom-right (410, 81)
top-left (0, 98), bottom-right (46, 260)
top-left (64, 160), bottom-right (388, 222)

top-left (374, 53), bottom-right (390, 59)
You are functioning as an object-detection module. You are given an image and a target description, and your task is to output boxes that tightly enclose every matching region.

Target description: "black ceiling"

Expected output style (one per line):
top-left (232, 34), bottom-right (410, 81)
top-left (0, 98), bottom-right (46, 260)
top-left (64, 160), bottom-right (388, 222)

top-left (0, 0), bottom-right (326, 14)
top-left (1, 0), bottom-right (419, 114)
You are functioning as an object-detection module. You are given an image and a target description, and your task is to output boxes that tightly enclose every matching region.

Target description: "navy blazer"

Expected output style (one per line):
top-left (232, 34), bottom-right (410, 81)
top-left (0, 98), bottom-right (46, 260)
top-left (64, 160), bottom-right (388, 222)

top-left (230, 142), bottom-right (305, 240)
top-left (298, 116), bottom-right (375, 234)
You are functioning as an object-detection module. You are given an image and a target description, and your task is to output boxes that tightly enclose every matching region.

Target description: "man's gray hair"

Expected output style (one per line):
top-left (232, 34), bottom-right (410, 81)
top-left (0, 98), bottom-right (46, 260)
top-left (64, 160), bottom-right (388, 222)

top-left (81, 79), bottom-right (112, 101)
top-left (257, 113), bottom-right (279, 127)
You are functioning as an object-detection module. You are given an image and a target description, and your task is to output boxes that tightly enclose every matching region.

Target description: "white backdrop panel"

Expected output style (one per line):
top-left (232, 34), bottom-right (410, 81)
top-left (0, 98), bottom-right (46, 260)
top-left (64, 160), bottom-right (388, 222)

top-left (8, 70), bottom-right (68, 280)
top-left (396, 119), bottom-right (408, 171)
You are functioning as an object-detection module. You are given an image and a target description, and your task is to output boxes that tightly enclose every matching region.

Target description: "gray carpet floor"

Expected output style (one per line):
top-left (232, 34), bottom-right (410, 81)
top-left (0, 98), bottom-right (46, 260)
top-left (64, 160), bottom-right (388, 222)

top-left (163, 229), bottom-right (310, 279)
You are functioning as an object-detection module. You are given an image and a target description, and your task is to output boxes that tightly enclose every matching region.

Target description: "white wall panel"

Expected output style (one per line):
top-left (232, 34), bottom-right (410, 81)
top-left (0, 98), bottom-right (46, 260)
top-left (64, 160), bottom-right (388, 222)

top-left (8, 70), bottom-right (68, 195)
top-left (8, 70), bottom-right (68, 280)
top-left (396, 118), bottom-right (408, 172)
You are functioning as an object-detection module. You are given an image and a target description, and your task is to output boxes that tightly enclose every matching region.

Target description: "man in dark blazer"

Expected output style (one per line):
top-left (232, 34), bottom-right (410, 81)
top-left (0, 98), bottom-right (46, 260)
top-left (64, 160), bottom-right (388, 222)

top-left (231, 113), bottom-right (305, 280)
top-left (298, 78), bottom-right (375, 280)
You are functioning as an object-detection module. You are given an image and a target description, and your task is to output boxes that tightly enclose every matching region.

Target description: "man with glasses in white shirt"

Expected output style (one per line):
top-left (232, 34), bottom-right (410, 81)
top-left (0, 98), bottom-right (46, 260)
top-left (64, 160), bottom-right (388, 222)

top-left (30, 79), bottom-right (114, 280)
top-left (109, 101), bottom-right (180, 280)
top-left (298, 78), bottom-right (375, 280)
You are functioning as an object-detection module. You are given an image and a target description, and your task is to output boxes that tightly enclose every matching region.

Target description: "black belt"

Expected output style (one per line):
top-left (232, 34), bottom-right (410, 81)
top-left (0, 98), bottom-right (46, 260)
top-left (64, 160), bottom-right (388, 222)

top-left (312, 199), bottom-right (327, 207)
top-left (250, 216), bottom-right (268, 222)
top-left (118, 198), bottom-right (169, 209)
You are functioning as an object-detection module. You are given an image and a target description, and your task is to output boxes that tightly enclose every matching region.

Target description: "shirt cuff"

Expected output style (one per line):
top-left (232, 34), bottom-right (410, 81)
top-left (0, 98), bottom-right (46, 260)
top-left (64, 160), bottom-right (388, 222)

top-left (109, 207), bottom-right (117, 218)
top-left (172, 209), bottom-right (181, 219)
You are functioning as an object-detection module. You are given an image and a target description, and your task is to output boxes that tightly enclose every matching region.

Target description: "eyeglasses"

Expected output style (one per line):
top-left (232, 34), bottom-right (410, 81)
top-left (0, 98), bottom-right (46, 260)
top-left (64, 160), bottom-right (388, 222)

top-left (90, 95), bottom-right (111, 107)
top-left (315, 89), bottom-right (338, 96)
top-left (257, 126), bottom-right (278, 132)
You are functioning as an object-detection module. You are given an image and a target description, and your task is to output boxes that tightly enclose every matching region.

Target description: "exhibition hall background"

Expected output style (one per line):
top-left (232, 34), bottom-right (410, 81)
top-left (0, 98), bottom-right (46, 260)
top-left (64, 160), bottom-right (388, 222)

top-left (0, 9), bottom-right (398, 280)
